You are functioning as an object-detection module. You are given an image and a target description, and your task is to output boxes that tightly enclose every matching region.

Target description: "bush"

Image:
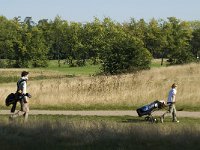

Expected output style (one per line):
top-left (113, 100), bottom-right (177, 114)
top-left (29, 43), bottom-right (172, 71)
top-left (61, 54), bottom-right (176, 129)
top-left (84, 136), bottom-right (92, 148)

top-left (100, 35), bottom-right (152, 74)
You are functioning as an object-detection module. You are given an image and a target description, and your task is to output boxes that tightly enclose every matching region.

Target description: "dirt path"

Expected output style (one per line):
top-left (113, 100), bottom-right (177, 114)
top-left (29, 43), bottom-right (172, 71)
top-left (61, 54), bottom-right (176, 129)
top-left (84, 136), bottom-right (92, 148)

top-left (0, 110), bottom-right (200, 118)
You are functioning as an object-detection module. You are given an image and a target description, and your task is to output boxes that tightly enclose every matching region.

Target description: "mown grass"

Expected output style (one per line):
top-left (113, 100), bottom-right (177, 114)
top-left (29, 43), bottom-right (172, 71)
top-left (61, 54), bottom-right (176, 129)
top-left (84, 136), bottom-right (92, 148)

top-left (0, 59), bottom-right (164, 84)
top-left (0, 68), bottom-right (68, 84)
top-left (0, 115), bottom-right (199, 150)
top-left (0, 62), bottom-right (99, 84)
top-left (45, 60), bottom-right (101, 75)
top-left (38, 59), bottom-right (166, 75)
top-left (0, 103), bottom-right (140, 111)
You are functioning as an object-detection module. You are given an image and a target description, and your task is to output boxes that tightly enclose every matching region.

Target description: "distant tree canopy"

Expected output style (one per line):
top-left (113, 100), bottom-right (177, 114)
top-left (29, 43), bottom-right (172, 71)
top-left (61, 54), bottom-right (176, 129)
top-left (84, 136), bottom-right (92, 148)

top-left (0, 16), bottom-right (199, 74)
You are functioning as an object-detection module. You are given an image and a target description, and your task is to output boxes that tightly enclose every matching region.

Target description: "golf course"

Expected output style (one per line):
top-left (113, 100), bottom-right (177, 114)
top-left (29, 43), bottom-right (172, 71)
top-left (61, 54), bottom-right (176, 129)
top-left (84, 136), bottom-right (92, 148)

top-left (1, 2), bottom-right (200, 149)
top-left (0, 61), bottom-right (199, 150)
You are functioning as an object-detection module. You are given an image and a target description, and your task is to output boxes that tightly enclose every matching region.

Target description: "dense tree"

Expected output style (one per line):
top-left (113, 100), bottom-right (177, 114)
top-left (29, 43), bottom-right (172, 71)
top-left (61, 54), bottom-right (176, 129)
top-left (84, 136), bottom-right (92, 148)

top-left (37, 19), bottom-right (52, 55)
top-left (81, 18), bottom-right (104, 65)
top-left (100, 35), bottom-right (152, 74)
top-left (64, 22), bottom-right (83, 66)
top-left (0, 17), bottom-right (23, 67)
top-left (48, 16), bottom-right (65, 67)
top-left (191, 28), bottom-right (200, 59)
top-left (28, 27), bottom-right (49, 67)
top-left (0, 16), bottom-right (11, 62)
top-left (162, 17), bottom-right (194, 64)
top-left (189, 20), bottom-right (200, 60)
top-left (100, 18), bottom-right (152, 74)
top-left (189, 21), bottom-right (200, 30)
top-left (145, 19), bottom-right (166, 58)
top-left (0, 15), bottom-right (199, 74)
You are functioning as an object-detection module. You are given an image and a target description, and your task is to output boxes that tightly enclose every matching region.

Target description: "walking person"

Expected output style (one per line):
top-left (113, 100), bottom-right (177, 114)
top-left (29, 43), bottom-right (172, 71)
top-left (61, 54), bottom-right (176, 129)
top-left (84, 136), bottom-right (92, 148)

top-left (10, 71), bottom-right (30, 122)
top-left (161, 83), bottom-right (179, 123)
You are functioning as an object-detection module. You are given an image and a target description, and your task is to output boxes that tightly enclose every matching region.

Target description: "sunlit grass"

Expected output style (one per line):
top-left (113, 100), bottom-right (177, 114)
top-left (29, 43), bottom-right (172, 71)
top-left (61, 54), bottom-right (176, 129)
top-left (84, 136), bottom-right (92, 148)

top-left (38, 59), bottom-right (101, 76)
top-left (1, 63), bottom-right (200, 110)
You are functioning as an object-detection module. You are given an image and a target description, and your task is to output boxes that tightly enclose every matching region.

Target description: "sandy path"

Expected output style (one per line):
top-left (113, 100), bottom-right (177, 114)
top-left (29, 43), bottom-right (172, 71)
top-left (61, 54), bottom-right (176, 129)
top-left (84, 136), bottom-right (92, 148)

top-left (0, 110), bottom-right (200, 118)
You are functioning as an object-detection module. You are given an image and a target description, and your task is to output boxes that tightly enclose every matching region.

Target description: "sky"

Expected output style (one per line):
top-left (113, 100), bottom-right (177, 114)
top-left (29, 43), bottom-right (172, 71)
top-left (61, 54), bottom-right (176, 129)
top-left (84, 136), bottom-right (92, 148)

top-left (0, 0), bottom-right (199, 23)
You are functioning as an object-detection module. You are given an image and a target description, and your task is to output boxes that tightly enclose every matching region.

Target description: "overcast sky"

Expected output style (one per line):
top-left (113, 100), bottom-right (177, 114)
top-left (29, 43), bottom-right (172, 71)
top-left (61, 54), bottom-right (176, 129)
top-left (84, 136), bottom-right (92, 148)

top-left (0, 0), bottom-right (199, 23)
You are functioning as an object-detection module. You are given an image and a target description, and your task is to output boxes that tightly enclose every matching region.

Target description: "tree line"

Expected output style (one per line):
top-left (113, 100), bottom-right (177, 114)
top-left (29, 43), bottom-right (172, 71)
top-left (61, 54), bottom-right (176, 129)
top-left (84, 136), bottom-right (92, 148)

top-left (0, 16), bottom-right (200, 74)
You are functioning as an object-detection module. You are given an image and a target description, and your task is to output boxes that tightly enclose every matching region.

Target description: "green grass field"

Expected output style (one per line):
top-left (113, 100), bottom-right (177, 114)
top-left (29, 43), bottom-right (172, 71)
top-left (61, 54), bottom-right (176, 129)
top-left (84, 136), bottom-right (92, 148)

top-left (0, 59), bottom-right (166, 84)
top-left (37, 59), bottom-right (167, 75)
top-left (0, 115), bottom-right (199, 150)
top-left (42, 60), bottom-right (101, 76)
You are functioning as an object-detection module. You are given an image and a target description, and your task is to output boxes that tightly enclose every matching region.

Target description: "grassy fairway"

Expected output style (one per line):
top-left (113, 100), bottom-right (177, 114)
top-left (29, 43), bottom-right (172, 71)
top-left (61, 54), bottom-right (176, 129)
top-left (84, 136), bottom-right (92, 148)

top-left (0, 115), bottom-right (199, 150)
top-left (0, 59), bottom-right (165, 84)
top-left (0, 60), bottom-right (100, 84)
top-left (46, 60), bottom-right (101, 75)
top-left (35, 59), bottom-right (166, 75)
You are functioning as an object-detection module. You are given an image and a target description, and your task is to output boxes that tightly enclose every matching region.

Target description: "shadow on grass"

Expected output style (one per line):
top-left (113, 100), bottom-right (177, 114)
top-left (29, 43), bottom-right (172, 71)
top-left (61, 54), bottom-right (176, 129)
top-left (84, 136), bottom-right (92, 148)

top-left (121, 118), bottom-right (145, 123)
top-left (0, 115), bottom-right (199, 150)
top-left (121, 115), bottom-right (162, 124)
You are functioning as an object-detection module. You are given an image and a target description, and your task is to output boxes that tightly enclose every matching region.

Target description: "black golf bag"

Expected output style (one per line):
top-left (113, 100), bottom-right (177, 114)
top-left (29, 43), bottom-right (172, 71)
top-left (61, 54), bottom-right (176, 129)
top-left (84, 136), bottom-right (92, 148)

top-left (5, 92), bottom-right (31, 112)
top-left (136, 100), bottom-right (166, 122)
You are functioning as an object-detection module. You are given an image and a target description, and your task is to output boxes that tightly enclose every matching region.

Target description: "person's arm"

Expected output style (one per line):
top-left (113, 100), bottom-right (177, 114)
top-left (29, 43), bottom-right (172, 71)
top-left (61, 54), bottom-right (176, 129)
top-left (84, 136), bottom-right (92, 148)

top-left (172, 89), bottom-right (176, 102)
top-left (172, 95), bottom-right (175, 102)
top-left (21, 81), bottom-right (27, 94)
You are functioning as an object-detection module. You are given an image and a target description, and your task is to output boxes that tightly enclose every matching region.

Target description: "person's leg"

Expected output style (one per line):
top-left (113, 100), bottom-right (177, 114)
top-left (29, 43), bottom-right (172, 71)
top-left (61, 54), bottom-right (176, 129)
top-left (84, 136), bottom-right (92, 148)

top-left (172, 104), bottom-right (179, 122)
top-left (11, 102), bottom-right (17, 113)
top-left (10, 100), bottom-right (29, 121)
top-left (161, 104), bottom-right (173, 123)
top-left (21, 96), bottom-right (29, 122)
top-left (10, 110), bottom-right (23, 119)
top-left (23, 102), bottom-right (29, 122)
top-left (13, 111), bottom-right (20, 117)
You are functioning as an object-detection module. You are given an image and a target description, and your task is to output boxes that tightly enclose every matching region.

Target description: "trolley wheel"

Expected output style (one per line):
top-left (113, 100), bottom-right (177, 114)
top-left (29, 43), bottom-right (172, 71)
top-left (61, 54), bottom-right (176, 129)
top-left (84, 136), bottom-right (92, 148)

top-left (148, 116), bottom-right (157, 123)
top-left (145, 116), bottom-right (150, 121)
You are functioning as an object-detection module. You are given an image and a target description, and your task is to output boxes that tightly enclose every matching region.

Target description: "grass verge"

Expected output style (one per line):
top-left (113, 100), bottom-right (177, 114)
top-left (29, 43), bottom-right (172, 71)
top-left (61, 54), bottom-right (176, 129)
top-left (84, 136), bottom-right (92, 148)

top-left (1, 103), bottom-right (200, 111)
top-left (1, 102), bottom-right (200, 112)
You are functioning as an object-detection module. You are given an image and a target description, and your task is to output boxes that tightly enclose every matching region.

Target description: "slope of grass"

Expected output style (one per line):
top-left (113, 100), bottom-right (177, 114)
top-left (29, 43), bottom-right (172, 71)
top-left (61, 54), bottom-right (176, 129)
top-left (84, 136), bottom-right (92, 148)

top-left (0, 61), bottom-right (100, 84)
top-left (0, 63), bottom-right (200, 111)
top-left (0, 59), bottom-right (165, 84)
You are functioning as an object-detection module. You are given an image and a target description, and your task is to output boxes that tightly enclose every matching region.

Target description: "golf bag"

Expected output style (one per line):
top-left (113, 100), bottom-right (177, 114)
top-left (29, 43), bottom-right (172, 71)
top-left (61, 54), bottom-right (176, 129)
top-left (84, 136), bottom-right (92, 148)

top-left (5, 92), bottom-right (31, 112)
top-left (136, 100), bottom-right (166, 122)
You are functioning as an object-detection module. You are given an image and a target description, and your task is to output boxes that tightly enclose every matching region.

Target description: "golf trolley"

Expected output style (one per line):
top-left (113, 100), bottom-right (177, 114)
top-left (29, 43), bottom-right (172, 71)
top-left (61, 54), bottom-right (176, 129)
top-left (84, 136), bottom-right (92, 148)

top-left (136, 100), bottom-right (166, 123)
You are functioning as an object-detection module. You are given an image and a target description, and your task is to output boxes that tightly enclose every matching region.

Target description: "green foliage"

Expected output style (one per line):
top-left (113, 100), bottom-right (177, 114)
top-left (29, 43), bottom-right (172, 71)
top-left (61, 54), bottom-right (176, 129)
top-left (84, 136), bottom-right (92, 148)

top-left (0, 16), bottom-right (49, 68)
top-left (0, 16), bottom-right (199, 73)
top-left (100, 34), bottom-right (152, 74)
top-left (81, 18), bottom-right (104, 65)
top-left (145, 18), bottom-right (166, 58)
top-left (163, 17), bottom-right (195, 64)
top-left (29, 27), bottom-right (49, 67)
top-left (191, 28), bottom-right (200, 60)
top-left (48, 16), bottom-right (67, 66)
top-left (99, 18), bottom-right (152, 74)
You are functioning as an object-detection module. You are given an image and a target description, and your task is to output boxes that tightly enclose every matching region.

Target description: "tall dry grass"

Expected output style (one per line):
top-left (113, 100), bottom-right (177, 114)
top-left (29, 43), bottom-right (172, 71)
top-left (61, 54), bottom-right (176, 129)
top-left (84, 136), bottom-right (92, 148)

top-left (0, 63), bottom-right (200, 109)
